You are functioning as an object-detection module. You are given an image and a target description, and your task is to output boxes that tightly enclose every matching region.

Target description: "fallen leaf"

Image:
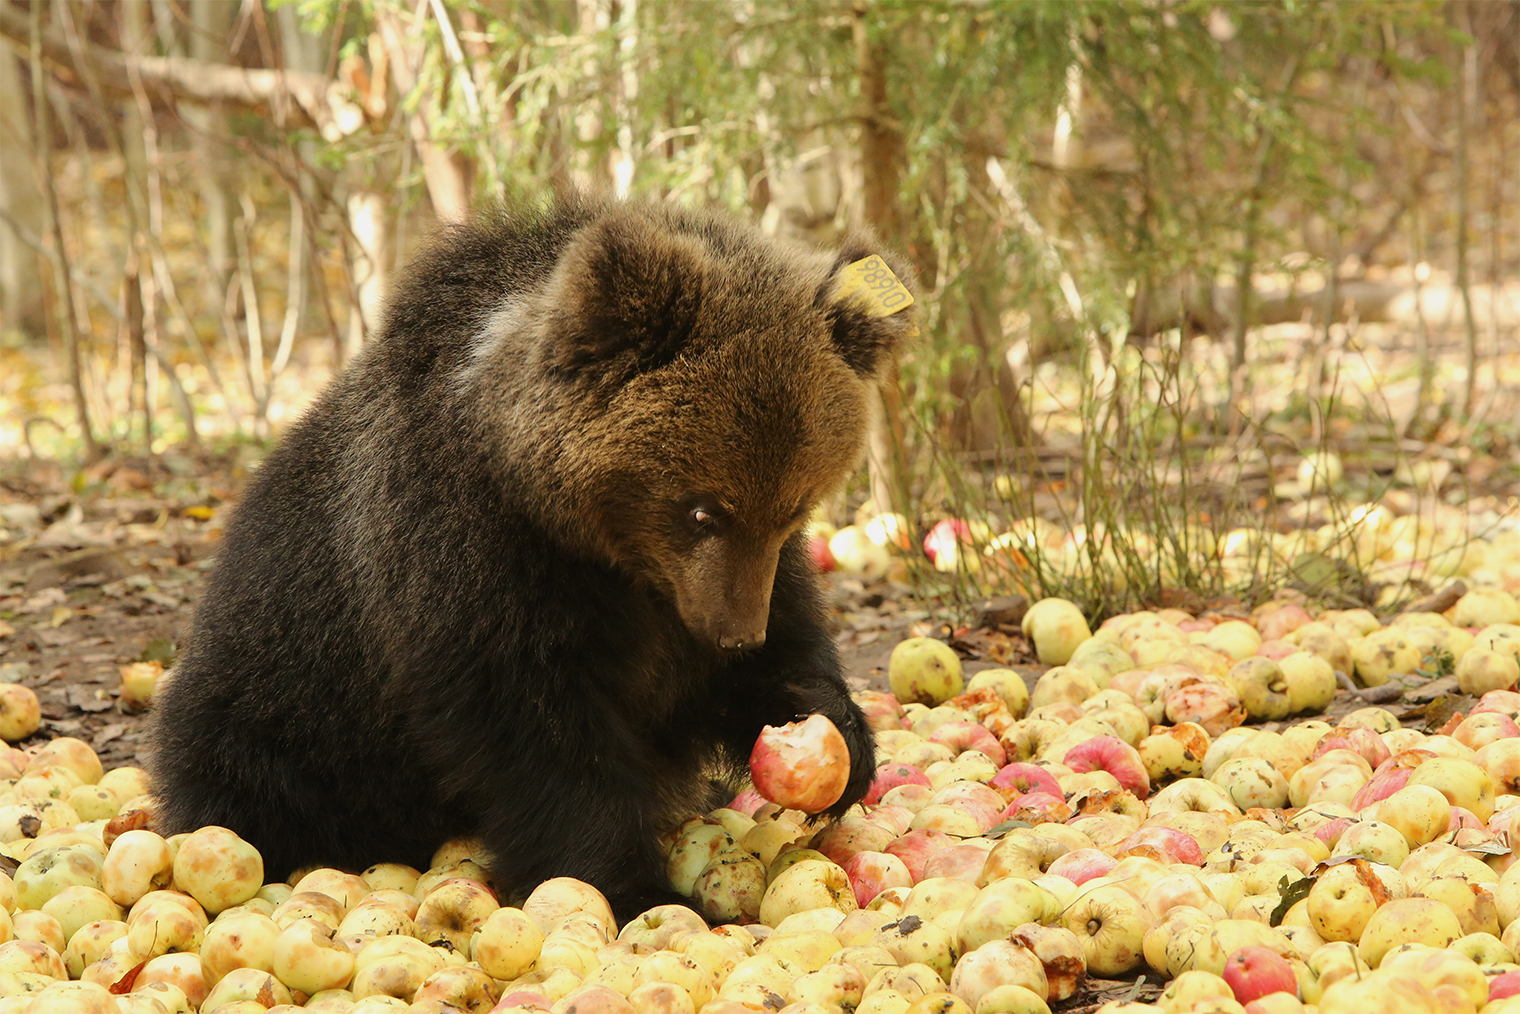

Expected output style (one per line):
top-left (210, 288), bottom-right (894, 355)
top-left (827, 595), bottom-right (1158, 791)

top-left (66, 681), bottom-right (113, 714)
top-left (104, 807), bottom-right (154, 846)
top-left (109, 958), bottom-right (149, 994)
top-left (21, 588), bottom-right (66, 613)
top-left (135, 639), bottom-right (175, 666)
top-left (33, 627), bottom-right (77, 648)
top-left (108, 467), bottom-right (152, 492)
top-left (93, 723), bottom-right (128, 748)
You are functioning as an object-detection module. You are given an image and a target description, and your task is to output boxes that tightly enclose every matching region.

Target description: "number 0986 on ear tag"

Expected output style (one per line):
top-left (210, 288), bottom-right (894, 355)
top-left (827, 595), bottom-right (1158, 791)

top-left (834, 255), bottom-right (915, 318)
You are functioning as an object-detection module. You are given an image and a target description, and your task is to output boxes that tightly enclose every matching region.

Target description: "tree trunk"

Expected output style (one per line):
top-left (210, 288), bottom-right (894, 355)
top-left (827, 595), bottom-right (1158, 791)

top-left (855, 4), bottom-right (905, 248)
top-left (185, 0), bottom-right (237, 313)
top-left (375, 5), bottom-right (471, 222)
top-left (270, 3), bottom-right (332, 372)
top-left (956, 139), bottom-right (1034, 453)
top-left (122, 250), bottom-right (149, 450)
top-left (854, 2), bottom-right (910, 517)
top-left (1453, 5), bottom-right (1479, 419)
top-left (29, 2), bottom-right (99, 459)
top-left (0, 48), bottom-right (45, 336)
top-left (121, 0), bottom-right (155, 451)
top-left (344, 190), bottom-right (391, 358)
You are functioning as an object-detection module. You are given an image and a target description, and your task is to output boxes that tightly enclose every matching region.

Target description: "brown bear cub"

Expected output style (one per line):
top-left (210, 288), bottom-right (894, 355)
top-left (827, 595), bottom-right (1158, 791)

top-left (149, 193), bottom-right (915, 918)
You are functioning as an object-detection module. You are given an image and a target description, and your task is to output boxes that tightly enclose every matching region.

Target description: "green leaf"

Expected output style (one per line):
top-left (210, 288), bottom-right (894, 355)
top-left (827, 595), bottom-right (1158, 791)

top-left (1270, 873), bottom-right (1314, 927)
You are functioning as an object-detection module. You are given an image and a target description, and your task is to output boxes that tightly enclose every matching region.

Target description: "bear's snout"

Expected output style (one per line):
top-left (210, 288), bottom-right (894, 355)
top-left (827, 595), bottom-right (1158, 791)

top-left (669, 532), bottom-right (781, 655)
top-left (719, 629), bottom-right (767, 652)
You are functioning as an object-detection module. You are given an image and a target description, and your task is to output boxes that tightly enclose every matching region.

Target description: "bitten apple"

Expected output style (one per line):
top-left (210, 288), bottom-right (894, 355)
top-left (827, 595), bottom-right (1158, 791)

top-left (750, 715), bottom-right (851, 814)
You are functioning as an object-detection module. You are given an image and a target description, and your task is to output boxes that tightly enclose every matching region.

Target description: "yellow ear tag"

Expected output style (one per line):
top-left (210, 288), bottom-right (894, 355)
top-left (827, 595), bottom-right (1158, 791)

top-left (834, 255), bottom-right (915, 318)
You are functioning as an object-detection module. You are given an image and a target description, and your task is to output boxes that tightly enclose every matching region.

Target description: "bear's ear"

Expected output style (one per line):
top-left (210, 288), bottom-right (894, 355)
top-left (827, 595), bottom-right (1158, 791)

top-left (818, 241), bottom-right (918, 378)
top-left (540, 215), bottom-right (709, 379)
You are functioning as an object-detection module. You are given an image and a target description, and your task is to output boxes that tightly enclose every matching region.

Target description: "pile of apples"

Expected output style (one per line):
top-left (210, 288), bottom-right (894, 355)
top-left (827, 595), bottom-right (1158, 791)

top-left (0, 588), bottom-right (1518, 1013)
top-left (669, 585), bottom-right (1520, 1014)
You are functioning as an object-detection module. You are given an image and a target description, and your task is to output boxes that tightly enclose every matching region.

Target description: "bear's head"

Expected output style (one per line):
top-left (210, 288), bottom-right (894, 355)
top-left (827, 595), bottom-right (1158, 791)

top-left (497, 203), bottom-right (916, 652)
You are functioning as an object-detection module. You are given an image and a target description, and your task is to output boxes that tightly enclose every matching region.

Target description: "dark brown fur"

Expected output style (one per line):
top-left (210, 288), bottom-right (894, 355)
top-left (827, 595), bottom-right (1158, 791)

top-left (148, 194), bottom-right (914, 916)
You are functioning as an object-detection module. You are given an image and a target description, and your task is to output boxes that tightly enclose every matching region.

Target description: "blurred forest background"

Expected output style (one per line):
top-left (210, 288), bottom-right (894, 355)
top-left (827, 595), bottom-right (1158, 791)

top-left (1, 0), bottom-right (1518, 616)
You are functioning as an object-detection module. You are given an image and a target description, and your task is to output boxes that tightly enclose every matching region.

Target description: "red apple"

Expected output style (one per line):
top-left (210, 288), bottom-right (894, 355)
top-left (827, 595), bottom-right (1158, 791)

top-left (727, 789), bottom-right (767, 816)
top-left (1453, 712), bottom-right (1520, 750)
top-left (1313, 728), bottom-right (1390, 770)
top-left (1064, 736), bottom-right (1150, 799)
top-left (1253, 602), bottom-right (1312, 641)
top-left (945, 796), bottom-right (1003, 833)
top-left (999, 791), bottom-right (1072, 823)
top-left (1349, 767), bottom-right (1410, 810)
top-left (989, 762), bottom-right (1063, 801)
top-left (929, 721), bottom-right (1007, 766)
top-left (841, 850), bottom-right (913, 908)
top-left (1254, 639), bottom-right (1300, 661)
top-left (1378, 748), bottom-right (1437, 774)
top-left (812, 816), bottom-right (895, 866)
top-left (749, 714), bottom-right (850, 813)
top-left (856, 691), bottom-right (906, 733)
top-left (865, 762), bottom-right (932, 805)
top-left (867, 803), bottom-right (914, 837)
top-left (933, 780), bottom-right (1005, 814)
top-left (923, 519), bottom-right (972, 564)
top-left (1477, 739), bottom-right (1520, 795)
top-left (880, 783), bottom-right (933, 812)
top-left (1114, 827), bottom-right (1203, 865)
top-left (883, 829), bottom-right (956, 882)
top-left (1472, 689), bottom-right (1520, 720)
top-left (1307, 816), bottom-right (1355, 850)
top-left (810, 534), bottom-right (836, 572)
top-left (1451, 804), bottom-right (1485, 832)
top-left (1222, 945), bottom-right (1297, 1004)
top-left (922, 844), bottom-right (991, 884)
top-left (1045, 848), bottom-right (1116, 886)
top-left (1489, 969), bottom-right (1520, 1000)
top-left (1164, 680), bottom-right (1247, 737)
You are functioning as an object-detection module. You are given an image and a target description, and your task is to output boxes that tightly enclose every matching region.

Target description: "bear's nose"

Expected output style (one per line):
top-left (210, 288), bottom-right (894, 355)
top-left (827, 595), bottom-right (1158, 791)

top-left (719, 631), bottom-right (767, 651)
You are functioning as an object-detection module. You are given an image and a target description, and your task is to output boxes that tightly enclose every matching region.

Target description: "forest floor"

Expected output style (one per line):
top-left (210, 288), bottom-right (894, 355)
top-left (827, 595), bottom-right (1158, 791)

top-left (1, 443), bottom-right (1516, 1014)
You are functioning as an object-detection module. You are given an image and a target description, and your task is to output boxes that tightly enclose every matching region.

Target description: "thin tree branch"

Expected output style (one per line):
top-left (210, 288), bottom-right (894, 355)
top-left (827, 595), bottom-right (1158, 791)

top-left (0, 3), bottom-right (361, 137)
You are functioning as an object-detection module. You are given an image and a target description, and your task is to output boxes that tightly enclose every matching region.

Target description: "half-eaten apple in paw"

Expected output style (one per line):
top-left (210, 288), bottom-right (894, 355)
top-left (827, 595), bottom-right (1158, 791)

top-left (750, 714), bottom-right (850, 813)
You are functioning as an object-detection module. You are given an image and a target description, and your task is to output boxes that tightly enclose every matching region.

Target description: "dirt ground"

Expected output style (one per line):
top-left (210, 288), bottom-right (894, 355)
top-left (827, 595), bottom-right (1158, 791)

top-left (0, 455), bottom-right (230, 772)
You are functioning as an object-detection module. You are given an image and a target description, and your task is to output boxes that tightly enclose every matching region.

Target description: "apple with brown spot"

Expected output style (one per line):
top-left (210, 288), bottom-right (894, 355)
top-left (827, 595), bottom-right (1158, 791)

top-left (171, 826), bottom-right (263, 915)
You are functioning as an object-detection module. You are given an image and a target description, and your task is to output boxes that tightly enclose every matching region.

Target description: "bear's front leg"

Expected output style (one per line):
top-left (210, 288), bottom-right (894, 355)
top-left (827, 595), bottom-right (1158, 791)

top-left (473, 764), bottom-right (694, 923)
top-left (407, 677), bottom-right (696, 924)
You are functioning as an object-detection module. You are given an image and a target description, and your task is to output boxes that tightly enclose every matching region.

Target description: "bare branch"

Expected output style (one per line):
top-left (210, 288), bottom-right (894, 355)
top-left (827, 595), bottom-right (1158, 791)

top-left (0, 3), bottom-right (362, 138)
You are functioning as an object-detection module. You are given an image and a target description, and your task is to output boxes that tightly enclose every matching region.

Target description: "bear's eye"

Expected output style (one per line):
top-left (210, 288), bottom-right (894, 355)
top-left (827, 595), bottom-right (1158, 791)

top-left (682, 497), bottom-right (730, 535)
